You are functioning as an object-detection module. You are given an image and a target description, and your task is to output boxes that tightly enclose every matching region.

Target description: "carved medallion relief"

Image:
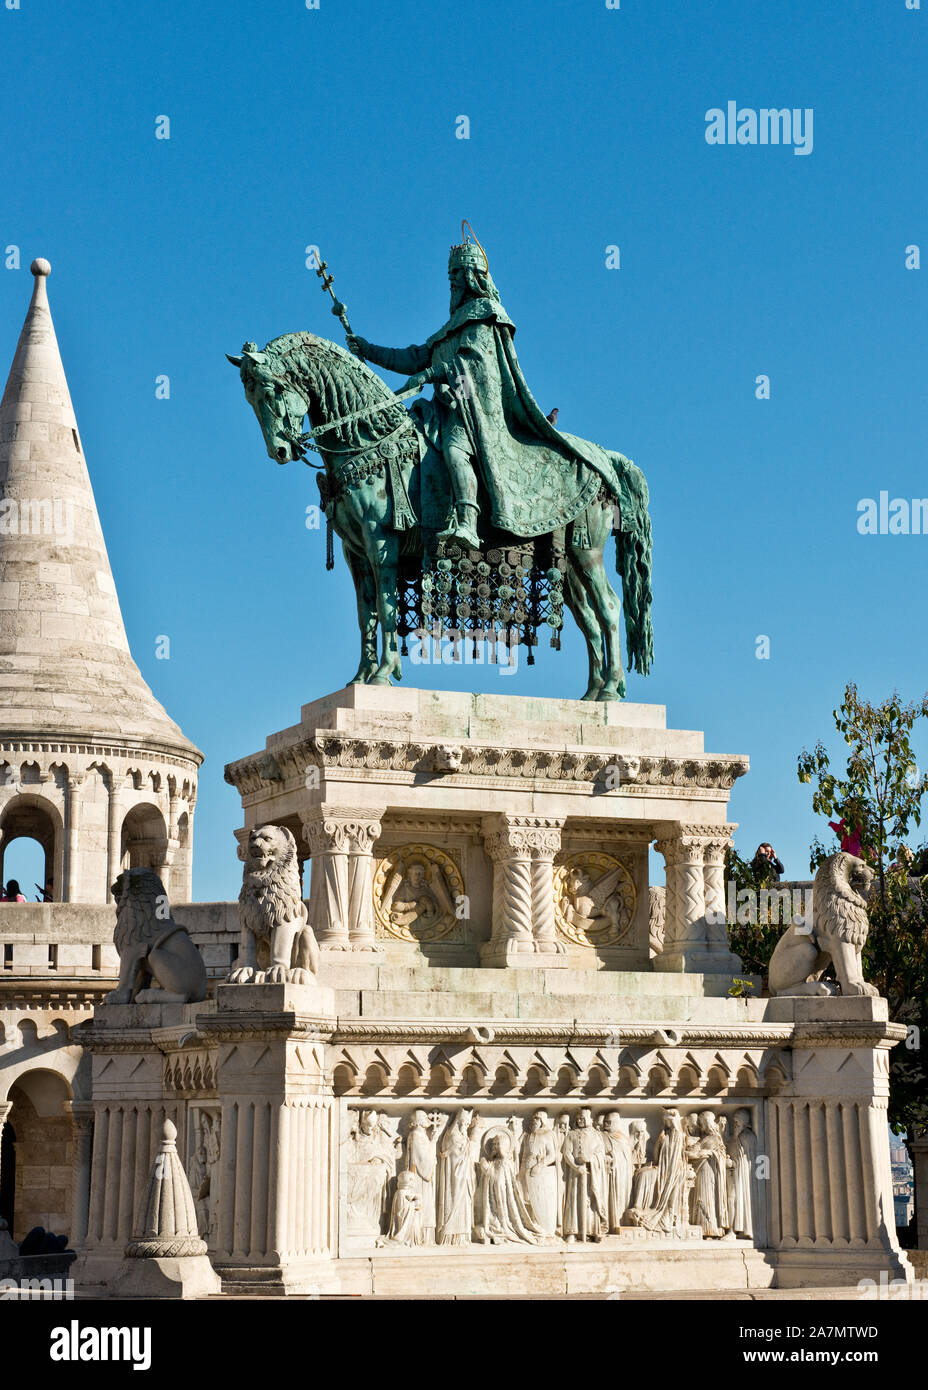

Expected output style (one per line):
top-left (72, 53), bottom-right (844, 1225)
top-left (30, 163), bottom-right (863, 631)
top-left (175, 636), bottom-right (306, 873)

top-left (553, 851), bottom-right (637, 948)
top-left (372, 843), bottom-right (465, 942)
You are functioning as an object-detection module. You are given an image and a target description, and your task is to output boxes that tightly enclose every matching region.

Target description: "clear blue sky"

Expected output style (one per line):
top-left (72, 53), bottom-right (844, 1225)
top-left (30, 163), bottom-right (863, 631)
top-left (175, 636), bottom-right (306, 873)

top-left (1, 0), bottom-right (926, 901)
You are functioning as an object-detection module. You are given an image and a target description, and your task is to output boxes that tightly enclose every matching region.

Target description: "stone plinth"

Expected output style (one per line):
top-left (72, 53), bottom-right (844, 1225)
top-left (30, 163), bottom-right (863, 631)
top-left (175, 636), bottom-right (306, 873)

top-left (69, 971), bottom-right (911, 1295)
top-left (225, 687), bottom-right (749, 980)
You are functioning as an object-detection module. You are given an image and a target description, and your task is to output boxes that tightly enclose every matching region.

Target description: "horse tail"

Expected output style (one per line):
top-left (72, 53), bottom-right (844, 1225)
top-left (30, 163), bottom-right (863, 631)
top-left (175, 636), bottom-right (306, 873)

top-left (609, 453), bottom-right (654, 676)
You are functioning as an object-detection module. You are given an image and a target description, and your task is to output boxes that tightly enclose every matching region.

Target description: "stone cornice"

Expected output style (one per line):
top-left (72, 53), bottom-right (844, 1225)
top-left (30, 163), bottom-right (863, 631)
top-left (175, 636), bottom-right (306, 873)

top-left (225, 734), bottom-right (749, 798)
top-left (328, 1021), bottom-right (797, 1047)
top-left (0, 736), bottom-right (202, 771)
top-left (66, 1015), bottom-right (905, 1059)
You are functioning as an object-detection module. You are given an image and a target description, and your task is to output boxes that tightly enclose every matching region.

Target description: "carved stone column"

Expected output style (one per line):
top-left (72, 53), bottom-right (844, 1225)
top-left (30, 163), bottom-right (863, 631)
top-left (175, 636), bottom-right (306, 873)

top-left (68, 1100), bottom-right (95, 1248)
top-left (302, 806), bottom-right (384, 951)
top-left (105, 777), bottom-right (122, 902)
top-left (64, 774), bottom-right (84, 902)
top-left (653, 824), bottom-right (741, 975)
top-left (529, 821), bottom-right (565, 958)
top-left (481, 815), bottom-right (567, 967)
top-left (702, 827), bottom-right (734, 945)
top-left (182, 792), bottom-right (197, 901)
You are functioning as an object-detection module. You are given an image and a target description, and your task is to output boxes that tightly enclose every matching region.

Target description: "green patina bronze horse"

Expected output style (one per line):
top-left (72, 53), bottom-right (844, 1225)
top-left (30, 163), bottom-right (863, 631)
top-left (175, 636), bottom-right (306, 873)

top-left (227, 331), bottom-right (653, 700)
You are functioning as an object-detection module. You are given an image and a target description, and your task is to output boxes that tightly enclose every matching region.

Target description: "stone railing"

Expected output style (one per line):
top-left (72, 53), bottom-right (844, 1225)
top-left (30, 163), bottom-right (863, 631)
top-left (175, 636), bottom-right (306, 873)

top-left (0, 901), bottom-right (241, 984)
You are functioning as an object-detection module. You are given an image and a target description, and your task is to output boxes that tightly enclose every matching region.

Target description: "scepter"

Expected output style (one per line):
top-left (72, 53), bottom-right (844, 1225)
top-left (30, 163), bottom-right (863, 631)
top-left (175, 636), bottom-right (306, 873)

top-left (314, 255), bottom-right (353, 338)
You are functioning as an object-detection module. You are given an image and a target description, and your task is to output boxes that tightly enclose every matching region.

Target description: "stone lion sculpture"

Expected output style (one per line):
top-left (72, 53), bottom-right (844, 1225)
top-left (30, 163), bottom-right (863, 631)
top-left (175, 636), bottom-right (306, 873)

top-left (768, 851), bottom-right (878, 998)
top-left (104, 867), bottom-right (207, 1005)
top-left (228, 823), bottom-right (320, 984)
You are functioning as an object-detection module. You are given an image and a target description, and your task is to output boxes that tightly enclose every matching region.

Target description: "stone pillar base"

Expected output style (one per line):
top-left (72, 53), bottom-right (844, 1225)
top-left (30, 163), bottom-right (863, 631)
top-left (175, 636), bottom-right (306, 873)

top-left (110, 1253), bottom-right (222, 1299)
top-left (213, 979), bottom-right (336, 1016)
top-left (479, 939), bottom-right (569, 969)
top-left (774, 1249), bottom-right (913, 1291)
top-left (653, 946), bottom-right (741, 976)
top-left (213, 1256), bottom-right (335, 1297)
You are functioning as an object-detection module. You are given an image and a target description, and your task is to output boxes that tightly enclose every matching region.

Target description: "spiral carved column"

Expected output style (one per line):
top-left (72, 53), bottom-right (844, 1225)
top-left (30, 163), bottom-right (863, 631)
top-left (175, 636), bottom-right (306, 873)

top-left (530, 824), bottom-right (565, 956)
top-left (481, 815), bottom-right (564, 967)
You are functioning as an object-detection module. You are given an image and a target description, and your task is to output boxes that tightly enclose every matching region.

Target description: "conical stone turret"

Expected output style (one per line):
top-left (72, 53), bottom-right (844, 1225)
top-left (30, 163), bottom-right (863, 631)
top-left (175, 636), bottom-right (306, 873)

top-left (0, 262), bottom-right (202, 902)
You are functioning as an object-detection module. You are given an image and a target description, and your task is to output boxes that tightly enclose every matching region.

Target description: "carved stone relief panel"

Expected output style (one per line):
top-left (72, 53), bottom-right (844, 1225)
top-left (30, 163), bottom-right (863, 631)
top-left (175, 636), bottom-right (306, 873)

top-left (553, 852), bottom-right (637, 948)
top-left (337, 1100), bottom-right (764, 1255)
top-left (372, 843), bottom-right (466, 943)
top-left (186, 1103), bottom-right (222, 1244)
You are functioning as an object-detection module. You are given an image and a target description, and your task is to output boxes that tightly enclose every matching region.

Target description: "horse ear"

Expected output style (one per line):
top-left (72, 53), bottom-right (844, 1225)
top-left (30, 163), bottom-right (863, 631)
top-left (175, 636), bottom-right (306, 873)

top-left (226, 354), bottom-right (243, 367)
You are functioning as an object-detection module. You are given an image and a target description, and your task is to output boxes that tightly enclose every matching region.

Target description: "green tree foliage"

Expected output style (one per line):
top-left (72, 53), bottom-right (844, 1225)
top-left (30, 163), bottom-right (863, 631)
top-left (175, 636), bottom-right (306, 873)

top-left (797, 683), bottom-right (928, 1138)
top-left (724, 846), bottom-right (788, 984)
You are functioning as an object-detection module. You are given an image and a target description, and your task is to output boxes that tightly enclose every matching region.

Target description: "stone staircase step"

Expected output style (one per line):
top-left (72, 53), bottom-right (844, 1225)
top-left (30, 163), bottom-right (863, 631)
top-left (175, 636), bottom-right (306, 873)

top-left (319, 961), bottom-right (728, 998)
top-left (335, 988), bottom-right (760, 1026)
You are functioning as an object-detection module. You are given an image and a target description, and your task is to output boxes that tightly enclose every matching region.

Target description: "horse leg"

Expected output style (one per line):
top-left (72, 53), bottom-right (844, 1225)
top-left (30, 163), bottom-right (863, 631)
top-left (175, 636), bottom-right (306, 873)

top-left (563, 559), bottom-right (605, 700)
top-left (364, 529), bottom-right (403, 684)
top-left (343, 543), bottom-right (379, 684)
top-left (569, 503), bottom-right (626, 701)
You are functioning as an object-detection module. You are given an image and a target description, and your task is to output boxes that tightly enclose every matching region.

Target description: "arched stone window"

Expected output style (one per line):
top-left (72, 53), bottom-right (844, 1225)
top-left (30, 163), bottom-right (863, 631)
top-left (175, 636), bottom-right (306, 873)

top-left (5, 1070), bottom-right (75, 1242)
top-left (120, 803), bottom-right (169, 875)
top-left (0, 795), bottom-right (62, 901)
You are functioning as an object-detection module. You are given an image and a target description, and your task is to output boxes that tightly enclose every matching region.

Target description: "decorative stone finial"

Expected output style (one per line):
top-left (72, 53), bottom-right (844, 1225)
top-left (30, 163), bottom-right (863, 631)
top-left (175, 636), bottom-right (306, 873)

top-left (112, 1115), bottom-right (221, 1298)
top-left (30, 258), bottom-right (51, 277)
top-left (126, 1116), bottom-right (206, 1259)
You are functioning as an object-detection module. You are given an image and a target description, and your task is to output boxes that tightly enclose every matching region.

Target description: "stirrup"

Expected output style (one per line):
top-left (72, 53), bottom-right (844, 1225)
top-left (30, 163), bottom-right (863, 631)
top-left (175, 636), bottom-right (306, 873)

top-left (436, 505), bottom-right (480, 551)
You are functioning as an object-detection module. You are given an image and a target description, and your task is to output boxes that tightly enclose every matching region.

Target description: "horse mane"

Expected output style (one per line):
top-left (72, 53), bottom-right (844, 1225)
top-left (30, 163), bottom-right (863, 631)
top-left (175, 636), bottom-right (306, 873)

top-left (263, 331), bottom-right (409, 451)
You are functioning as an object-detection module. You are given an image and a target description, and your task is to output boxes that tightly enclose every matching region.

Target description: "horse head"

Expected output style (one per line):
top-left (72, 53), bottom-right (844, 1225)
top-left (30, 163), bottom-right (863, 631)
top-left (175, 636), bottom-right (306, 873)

top-left (229, 333), bottom-right (411, 464)
top-left (227, 338), bottom-right (313, 464)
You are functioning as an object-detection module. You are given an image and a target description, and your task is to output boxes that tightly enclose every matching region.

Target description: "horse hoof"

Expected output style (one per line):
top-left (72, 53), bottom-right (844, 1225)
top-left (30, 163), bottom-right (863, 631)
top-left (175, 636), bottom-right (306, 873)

top-left (368, 664), bottom-right (403, 686)
top-left (598, 683), bottom-right (625, 702)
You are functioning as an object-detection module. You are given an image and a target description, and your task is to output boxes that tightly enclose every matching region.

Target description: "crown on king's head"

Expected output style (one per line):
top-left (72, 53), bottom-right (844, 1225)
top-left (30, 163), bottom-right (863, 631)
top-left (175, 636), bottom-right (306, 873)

top-left (448, 242), bottom-right (487, 272)
top-left (449, 221), bottom-right (489, 274)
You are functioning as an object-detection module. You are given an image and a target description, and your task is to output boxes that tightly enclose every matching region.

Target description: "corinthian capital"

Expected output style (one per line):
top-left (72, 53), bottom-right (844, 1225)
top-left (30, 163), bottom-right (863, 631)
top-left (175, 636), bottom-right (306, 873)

top-left (482, 813), bottom-right (563, 861)
top-left (302, 804), bottom-right (385, 856)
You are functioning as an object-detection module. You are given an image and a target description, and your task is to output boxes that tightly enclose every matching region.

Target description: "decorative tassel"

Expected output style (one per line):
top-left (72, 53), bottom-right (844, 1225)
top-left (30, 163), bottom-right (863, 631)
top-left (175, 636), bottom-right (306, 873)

top-left (326, 512), bottom-right (335, 570)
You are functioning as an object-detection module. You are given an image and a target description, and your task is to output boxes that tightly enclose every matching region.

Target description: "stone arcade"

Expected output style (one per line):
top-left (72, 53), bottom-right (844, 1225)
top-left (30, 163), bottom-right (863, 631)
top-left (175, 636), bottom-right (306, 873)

top-left (70, 687), bottom-right (911, 1296)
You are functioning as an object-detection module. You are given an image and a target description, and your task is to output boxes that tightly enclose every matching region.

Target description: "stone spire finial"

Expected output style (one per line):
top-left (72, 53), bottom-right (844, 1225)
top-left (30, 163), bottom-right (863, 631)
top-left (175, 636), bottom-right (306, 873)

top-left (126, 1119), bottom-right (207, 1259)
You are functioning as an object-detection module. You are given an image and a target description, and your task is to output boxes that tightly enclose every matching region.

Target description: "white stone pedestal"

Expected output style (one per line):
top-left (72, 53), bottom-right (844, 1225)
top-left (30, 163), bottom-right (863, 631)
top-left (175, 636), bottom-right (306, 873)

top-left (67, 690), bottom-right (911, 1296)
top-left (71, 975), bottom-right (911, 1295)
top-left (225, 687), bottom-right (750, 980)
